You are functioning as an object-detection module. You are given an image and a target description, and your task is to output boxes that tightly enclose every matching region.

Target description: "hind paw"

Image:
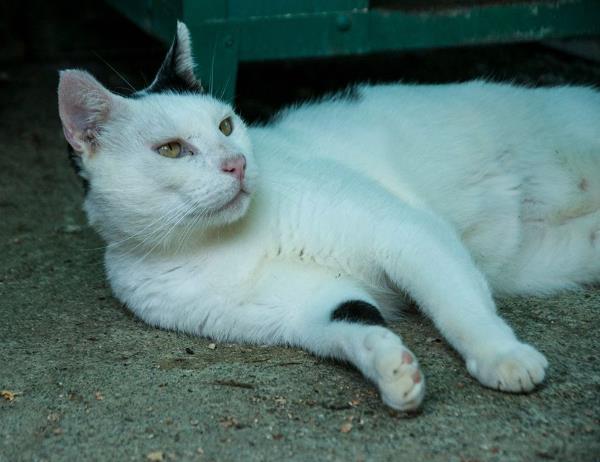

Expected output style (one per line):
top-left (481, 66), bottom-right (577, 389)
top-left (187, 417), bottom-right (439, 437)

top-left (369, 338), bottom-right (425, 410)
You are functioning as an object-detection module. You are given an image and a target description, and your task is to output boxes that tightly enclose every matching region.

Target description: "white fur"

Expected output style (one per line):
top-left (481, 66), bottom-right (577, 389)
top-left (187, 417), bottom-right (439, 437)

top-left (58, 55), bottom-right (600, 411)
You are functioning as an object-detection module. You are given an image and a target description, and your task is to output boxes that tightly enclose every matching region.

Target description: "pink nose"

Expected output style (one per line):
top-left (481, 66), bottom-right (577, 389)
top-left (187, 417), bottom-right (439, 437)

top-left (220, 155), bottom-right (246, 182)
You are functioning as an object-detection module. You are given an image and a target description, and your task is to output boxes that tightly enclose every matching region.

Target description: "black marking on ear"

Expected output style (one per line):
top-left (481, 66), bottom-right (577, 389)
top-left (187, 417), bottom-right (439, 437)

top-left (67, 144), bottom-right (90, 194)
top-left (331, 300), bottom-right (386, 326)
top-left (141, 22), bottom-right (204, 95)
top-left (335, 85), bottom-right (362, 102)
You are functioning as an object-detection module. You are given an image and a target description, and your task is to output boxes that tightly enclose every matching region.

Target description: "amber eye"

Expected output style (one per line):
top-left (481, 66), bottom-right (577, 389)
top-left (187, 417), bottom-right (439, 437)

top-left (219, 117), bottom-right (233, 136)
top-left (157, 142), bottom-right (182, 158)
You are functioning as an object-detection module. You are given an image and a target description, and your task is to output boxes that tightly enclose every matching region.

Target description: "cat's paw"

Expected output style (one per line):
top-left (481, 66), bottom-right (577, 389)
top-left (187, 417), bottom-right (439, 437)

top-left (365, 333), bottom-right (425, 410)
top-left (467, 343), bottom-right (548, 393)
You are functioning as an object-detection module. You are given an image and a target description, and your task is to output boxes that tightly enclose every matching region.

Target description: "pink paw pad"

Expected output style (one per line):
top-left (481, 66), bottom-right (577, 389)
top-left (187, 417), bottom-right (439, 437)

top-left (412, 370), bottom-right (421, 384)
top-left (402, 351), bottom-right (414, 364)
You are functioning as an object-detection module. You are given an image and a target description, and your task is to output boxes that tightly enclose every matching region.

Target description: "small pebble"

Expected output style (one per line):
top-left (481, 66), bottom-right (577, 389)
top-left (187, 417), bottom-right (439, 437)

top-left (146, 451), bottom-right (164, 462)
top-left (340, 422), bottom-right (353, 433)
top-left (62, 224), bottom-right (82, 234)
top-left (1, 390), bottom-right (16, 401)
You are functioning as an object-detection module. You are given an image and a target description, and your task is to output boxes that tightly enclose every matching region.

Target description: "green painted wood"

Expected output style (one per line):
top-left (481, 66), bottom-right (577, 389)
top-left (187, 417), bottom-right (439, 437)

top-left (106, 0), bottom-right (600, 103)
top-left (189, 23), bottom-right (239, 102)
top-left (227, 0), bottom-right (368, 18)
top-left (367, 1), bottom-right (600, 52)
top-left (212, 0), bottom-right (600, 62)
top-left (106, 0), bottom-right (181, 43)
top-left (183, 0), bottom-right (227, 21)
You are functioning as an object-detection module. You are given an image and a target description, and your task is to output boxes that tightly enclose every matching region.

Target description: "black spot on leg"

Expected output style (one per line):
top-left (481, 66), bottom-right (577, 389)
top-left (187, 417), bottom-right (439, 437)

top-left (331, 300), bottom-right (386, 326)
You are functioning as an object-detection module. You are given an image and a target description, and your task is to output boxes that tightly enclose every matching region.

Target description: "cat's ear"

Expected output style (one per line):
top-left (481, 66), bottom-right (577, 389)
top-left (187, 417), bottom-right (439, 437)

top-left (144, 21), bottom-right (204, 94)
top-left (58, 70), bottom-right (122, 154)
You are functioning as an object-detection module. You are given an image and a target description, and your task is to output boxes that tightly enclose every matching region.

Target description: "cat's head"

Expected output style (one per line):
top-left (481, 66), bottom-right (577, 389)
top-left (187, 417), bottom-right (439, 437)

top-left (57, 22), bottom-right (256, 248)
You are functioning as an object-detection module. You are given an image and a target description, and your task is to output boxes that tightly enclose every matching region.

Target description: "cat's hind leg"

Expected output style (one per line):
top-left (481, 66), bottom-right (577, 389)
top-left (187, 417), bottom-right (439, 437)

top-left (506, 210), bottom-right (600, 295)
top-left (201, 261), bottom-right (425, 411)
top-left (332, 301), bottom-right (425, 410)
top-left (503, 151), bottom-right (600, 295)
top-left (271, 159), bottom-right (548, 394)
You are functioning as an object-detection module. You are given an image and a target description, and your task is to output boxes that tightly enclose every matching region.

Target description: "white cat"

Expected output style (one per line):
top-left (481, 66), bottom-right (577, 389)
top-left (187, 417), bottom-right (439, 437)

top-left (57, 22), bottom-right (600, 411)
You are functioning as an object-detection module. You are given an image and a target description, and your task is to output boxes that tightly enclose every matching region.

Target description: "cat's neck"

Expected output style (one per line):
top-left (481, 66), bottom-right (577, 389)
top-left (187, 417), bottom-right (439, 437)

top-left (102, 187), bottom-right (273, 263)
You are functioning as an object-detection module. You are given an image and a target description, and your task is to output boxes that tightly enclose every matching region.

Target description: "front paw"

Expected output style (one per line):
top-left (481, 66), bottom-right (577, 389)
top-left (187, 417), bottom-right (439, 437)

top-left (467, 343), bottom-right (548, 392)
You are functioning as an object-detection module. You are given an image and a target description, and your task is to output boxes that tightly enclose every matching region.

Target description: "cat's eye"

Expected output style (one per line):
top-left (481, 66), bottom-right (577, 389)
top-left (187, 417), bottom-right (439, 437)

top-left (157, 142), bottom-right (182, 158)
top-left (219, 117), bottom-right (233, 136)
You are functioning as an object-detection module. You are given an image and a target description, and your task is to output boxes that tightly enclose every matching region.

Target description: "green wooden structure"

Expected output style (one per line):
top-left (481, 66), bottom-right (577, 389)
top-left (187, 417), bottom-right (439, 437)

top-left (106, 0), bottom-right (600, 101)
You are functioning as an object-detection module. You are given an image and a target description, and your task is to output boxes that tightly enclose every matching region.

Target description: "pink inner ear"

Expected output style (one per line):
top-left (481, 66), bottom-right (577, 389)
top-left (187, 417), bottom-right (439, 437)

top-left (58, 70), bottom-right (114, 152)
top-left (62, 124), bottom-right (84, 152)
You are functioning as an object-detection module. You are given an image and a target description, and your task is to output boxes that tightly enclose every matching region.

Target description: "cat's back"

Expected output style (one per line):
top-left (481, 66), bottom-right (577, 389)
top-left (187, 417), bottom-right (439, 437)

top-left (251, 80), bottom-right (599, 194)
top-left (249, 81), bottom-right (600, 278)
top-left (265, 80), bottom-right (598, 142)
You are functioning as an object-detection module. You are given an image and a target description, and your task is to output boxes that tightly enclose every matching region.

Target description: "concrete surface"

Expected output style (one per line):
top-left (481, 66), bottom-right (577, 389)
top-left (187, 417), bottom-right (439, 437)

top-left (1, 27), bottom-right (599, 462)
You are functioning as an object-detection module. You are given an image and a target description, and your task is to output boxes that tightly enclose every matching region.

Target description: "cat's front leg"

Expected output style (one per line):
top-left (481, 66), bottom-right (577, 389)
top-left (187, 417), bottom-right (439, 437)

top-left (203, 261), bottom-right (425, 411)
top-left (369, 208), bottom-right (549, 393)
top-left (275, 163), bottom-right (548, 394)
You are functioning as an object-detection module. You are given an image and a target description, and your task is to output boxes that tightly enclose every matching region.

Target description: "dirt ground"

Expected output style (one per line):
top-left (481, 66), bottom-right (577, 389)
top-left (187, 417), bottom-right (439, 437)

top-left (1, 6), bottom-right (599, 461)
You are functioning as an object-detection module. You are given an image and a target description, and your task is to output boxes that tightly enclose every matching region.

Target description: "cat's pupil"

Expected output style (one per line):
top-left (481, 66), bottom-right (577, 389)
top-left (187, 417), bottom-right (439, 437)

top-left (219, 117), bottom-right (233, 136)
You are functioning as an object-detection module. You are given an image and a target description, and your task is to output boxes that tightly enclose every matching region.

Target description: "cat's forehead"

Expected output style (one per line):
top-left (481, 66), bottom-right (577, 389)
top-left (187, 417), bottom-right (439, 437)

top-left (124, 92), bottom-right (234, 131)
top-left (133, 92), bottom-right (230, 114)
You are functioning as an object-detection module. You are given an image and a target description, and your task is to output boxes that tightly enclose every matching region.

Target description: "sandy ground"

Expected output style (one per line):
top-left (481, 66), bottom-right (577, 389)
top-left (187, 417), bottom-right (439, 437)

top-left (1, 24), bottom-right (600, 462)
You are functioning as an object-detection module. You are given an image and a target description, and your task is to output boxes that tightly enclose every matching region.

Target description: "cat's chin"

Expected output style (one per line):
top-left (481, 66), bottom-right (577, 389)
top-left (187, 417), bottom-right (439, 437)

top-left (208, 190), bottom-right (252, 225)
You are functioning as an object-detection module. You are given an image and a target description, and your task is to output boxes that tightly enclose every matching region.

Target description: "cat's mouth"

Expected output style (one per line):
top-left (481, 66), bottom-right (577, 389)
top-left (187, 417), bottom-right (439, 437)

top-left (213, 188), bottom-right (250, 214)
